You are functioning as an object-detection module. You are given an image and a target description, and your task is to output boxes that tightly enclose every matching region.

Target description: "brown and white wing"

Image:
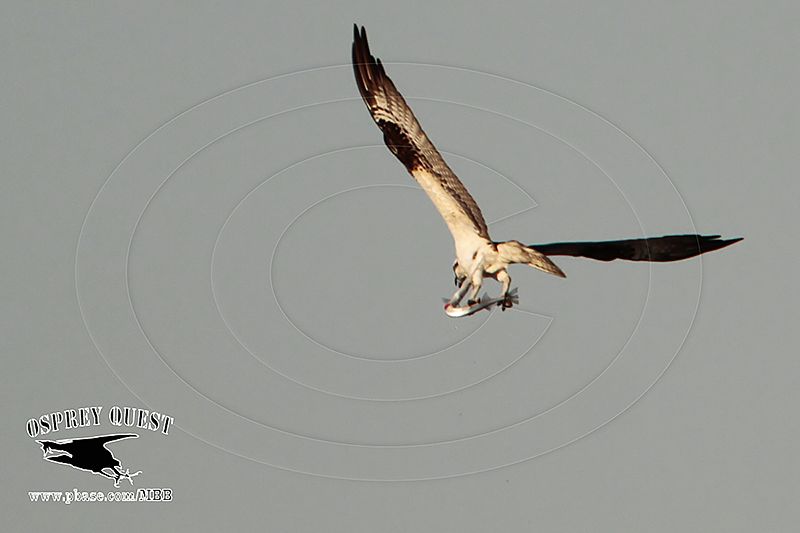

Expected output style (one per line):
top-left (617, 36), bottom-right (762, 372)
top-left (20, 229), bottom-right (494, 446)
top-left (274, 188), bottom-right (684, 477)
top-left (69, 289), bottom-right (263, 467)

top-left (352, 25), bottom-right (490, 241)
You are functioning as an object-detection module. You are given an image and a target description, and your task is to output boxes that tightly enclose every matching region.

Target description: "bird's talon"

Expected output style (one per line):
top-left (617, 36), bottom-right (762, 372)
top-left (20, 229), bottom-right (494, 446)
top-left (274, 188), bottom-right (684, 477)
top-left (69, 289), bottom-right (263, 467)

top-left (498, 289), bottom-right (518, 311)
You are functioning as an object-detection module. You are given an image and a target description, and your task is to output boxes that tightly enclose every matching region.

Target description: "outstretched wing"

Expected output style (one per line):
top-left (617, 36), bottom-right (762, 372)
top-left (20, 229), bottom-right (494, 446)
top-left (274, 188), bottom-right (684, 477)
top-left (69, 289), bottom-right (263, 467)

top-left (37, 434), bottom-right (138, 446)
top-left (352, 24), bottom-right (490, 241)
top-left (531, 234), bottom-right (742, 262)
top-left (89, 434), bottom-right (139, 446)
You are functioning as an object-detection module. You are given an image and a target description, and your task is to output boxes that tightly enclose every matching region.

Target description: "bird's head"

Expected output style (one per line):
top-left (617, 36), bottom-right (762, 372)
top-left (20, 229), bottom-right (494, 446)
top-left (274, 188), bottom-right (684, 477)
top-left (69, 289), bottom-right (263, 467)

top-left (37, 440), bottom-right (70, 460)
top-left (38, 442), bottom-right (53, 455)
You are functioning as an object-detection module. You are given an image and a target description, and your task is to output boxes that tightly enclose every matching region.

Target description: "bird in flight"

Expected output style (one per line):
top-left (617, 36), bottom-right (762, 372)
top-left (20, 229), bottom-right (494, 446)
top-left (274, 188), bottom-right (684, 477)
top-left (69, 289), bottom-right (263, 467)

top-left (37, 433), bottom-right (141, 486)
top-left (351, 25), bottom-right (741, 317)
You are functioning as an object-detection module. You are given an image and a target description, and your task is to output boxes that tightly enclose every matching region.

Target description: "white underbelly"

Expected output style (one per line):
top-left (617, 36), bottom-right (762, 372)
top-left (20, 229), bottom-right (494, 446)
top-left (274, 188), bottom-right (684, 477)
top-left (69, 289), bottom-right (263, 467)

top-left (410, 169), bottom-right (492, 271)
top-left (453, 232), bottom-right (488, 271)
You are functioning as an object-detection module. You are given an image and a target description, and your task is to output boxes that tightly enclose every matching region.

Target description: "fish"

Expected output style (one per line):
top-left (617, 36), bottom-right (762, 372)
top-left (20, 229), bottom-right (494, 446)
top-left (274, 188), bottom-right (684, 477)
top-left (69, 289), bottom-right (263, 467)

top-left (443, 288), bottom-right (519, 318)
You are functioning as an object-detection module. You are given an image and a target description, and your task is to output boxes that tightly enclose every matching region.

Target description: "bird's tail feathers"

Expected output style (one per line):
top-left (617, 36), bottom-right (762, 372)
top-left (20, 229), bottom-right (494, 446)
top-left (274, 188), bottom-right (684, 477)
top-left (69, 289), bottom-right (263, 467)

top-left (496, 240), bottom-right (566, 278)
top-left (527, 250), bottom-right (567, 278)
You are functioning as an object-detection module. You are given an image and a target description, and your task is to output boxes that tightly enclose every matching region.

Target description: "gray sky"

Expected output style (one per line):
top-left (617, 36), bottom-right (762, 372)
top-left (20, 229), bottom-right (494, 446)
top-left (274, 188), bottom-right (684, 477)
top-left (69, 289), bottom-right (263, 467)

top-left (2, 1), bottom-right (798, 531)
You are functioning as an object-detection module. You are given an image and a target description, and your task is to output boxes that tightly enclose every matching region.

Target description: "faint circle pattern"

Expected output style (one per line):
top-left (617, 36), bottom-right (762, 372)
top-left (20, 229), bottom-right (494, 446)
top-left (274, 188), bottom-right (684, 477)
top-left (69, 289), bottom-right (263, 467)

top-left (212, 166), bottom-right (554, 401)
top-left (76, 62), bottom-right (704, 480)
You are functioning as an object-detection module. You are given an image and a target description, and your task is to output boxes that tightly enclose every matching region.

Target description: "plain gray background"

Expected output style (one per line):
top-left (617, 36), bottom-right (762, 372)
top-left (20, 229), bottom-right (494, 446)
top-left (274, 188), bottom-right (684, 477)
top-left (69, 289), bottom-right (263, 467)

top-left (2, 1), bottom-right (798, 531)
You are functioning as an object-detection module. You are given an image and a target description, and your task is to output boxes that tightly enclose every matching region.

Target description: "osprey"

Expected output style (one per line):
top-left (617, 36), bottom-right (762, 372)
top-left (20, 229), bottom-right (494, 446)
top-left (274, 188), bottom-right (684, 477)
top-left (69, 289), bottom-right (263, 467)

top-left (351, 25), bottom-right (741, 316)
top-left (37, 433), bottom-right (141, 486)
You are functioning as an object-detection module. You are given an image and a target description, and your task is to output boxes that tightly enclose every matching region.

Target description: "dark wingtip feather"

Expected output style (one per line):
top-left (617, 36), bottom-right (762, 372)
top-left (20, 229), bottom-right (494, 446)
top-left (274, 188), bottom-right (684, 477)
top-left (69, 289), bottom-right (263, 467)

top-left (352, 24), bottom-right (371, 99)
top-left (698, 235), bottom-right (743, 254)
top-left (352, 25), bottom-right (368, 59)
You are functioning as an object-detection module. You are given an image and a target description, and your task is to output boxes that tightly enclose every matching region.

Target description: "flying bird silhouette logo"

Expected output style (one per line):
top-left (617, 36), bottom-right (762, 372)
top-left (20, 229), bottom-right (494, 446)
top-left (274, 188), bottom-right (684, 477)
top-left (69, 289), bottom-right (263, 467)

top-left (36, 433), bottom-right (141, 486)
